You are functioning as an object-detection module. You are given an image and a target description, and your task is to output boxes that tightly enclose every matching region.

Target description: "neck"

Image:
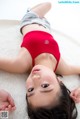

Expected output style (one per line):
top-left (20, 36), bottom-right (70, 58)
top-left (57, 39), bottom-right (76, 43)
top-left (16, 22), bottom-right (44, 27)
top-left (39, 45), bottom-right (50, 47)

top-left (35, 55), bottom-right (56, 71)
top-left (36, 61), bottom-right (54, 70)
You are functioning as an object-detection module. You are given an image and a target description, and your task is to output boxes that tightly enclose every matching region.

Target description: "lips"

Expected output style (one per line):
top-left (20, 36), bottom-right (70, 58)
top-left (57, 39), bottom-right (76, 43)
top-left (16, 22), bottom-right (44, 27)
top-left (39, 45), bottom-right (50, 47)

top-left (33, 69), bottom-right (40, 72)
top-left (32, 67), bottom-right (40, 74)
top-left (31, 67), bottom-right (41, 79)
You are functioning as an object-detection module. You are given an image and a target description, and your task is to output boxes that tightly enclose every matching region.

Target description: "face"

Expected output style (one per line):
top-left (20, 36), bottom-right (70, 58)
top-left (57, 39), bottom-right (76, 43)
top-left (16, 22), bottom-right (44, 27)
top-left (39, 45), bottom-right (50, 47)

top-left (26, 65), bottom-right (61, 108)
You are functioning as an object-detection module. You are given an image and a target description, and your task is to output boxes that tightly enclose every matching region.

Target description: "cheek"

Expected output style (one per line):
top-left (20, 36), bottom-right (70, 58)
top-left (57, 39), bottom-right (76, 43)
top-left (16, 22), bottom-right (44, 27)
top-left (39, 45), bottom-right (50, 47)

top-left (43, 75), bottom-right (54, 83)
top-left (42, 73), bottom-right (57, 84)
top-left (42, 71), bottom-right (55, 81)
top-left (26, 77), bottom-right (33, 87)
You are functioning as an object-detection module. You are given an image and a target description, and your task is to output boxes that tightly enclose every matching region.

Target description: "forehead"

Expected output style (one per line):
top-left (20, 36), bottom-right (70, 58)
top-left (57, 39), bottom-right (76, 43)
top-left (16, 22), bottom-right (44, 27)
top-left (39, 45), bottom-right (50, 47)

top-left (28, 89), bottom-right (61, 108)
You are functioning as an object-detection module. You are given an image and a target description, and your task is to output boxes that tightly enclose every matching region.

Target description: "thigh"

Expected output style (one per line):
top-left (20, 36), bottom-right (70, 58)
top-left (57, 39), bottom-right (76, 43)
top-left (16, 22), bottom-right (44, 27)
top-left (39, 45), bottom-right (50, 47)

top-left (20, 10), bottom-right (51, 35)
top-left (20, 2), bottom-right (51, 34)
top-left (30, 2), bottom-right (51, 18)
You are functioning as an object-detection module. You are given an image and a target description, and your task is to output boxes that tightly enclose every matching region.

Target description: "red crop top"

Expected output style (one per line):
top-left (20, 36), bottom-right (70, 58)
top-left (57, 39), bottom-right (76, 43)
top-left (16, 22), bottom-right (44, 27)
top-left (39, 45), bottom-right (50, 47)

top-left (21, 31), bottom-right (60, 71)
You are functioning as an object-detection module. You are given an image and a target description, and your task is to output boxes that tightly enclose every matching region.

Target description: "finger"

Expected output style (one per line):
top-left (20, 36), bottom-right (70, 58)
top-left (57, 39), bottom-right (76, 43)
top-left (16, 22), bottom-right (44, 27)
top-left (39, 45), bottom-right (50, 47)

top-left (8, 105), bottom-right (12, 108)
top-left (5, 105), bottom-right (12, 111)
top-left (70, 92), bottom-right (75, 97)
top-left (71, 95), bottom-right (80, 103)
top-left (8, 105), bottom-right (16, 111)
top-left (75, 99), bottom-right (80, 103)
top-left (0, 102), bottom-right (9, 110)
top-left (7, 104), bottom-right (16, 109)
top-left (70, 90), bottom-right (79, 97)
top-left (7, 95), bottom-right (15, 107)
top-left (75, 91), bottom-right (80, 97)
top-left (70, 94), bottom-right (78, 103)
top-left (5, 107), bottom-right (11, 111)
top-left (70, 90), bottom-right (76, 95)
top-left (0, 106), bottom-right (5, 110)
top-left (1, 104), bottom-right (11, 111)
top-left (73, 88), bottom-right (80, 95)
top-left (10, 106), bottom-right (16, 111)
top-left (5, 105), bottom-right (16, 111)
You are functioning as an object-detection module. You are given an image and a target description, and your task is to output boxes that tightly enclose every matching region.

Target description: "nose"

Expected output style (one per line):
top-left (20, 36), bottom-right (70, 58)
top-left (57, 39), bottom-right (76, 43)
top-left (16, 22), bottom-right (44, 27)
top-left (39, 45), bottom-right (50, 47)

top-left (32, 74), bottom-right (41, 87)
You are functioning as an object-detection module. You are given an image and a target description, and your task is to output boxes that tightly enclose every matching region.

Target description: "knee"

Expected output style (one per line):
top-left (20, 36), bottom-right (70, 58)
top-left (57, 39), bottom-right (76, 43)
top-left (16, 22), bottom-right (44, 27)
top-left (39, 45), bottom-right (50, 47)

top-left (44, 2), bottom-right (52, 10)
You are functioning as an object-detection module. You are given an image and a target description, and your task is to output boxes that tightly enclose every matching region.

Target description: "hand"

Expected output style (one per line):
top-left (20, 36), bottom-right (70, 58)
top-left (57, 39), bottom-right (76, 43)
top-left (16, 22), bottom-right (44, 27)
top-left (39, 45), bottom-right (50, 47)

top-left (0, 89), bottom-right (16, 111)
top-left (70, 87), bottom-right (80, 103)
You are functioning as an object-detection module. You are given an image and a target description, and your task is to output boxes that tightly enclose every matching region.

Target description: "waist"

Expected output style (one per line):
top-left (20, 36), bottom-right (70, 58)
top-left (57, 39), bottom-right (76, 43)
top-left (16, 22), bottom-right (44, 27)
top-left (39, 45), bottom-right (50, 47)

top-left (22, 24), bottom-right (51, 36)
top-left (23, 30), bottom-right (53, 40)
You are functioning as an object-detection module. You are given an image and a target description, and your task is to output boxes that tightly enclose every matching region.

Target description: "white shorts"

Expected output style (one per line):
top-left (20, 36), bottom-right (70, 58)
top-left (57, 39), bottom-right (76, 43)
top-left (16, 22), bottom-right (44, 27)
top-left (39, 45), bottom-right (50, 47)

top-left (20, 9), bottom-right (51, 34)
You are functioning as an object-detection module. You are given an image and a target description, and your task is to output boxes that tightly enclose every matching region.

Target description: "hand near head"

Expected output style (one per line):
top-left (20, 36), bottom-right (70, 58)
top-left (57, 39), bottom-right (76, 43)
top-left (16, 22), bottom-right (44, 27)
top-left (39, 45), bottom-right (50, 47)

top-left (0, 89), bottom-right (16, 111)
top-left (70, 87), bottom-right (80, 103)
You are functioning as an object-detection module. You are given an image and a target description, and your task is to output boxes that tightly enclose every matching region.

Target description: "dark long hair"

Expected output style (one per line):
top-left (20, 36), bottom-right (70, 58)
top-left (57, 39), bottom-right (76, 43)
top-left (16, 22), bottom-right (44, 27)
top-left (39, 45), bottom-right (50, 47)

top-left (26, 82), bottom-right (77, 119)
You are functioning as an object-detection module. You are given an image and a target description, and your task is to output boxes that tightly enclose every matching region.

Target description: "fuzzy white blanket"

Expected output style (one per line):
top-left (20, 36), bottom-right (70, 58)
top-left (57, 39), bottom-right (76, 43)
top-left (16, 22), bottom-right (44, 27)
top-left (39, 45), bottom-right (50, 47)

top-left (0, 20), bottom-right (80, 119)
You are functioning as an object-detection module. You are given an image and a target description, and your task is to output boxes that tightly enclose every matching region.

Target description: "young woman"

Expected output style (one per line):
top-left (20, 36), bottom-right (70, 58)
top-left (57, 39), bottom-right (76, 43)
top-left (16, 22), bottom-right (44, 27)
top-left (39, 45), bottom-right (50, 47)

top-left (0, 2), bottom-right (80, 119)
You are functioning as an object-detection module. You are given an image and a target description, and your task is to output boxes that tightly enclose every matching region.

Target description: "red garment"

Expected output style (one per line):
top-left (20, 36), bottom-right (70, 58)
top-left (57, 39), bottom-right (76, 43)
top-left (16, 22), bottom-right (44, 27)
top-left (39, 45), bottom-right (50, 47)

top-left (21, 31), bottom-right (60, 71)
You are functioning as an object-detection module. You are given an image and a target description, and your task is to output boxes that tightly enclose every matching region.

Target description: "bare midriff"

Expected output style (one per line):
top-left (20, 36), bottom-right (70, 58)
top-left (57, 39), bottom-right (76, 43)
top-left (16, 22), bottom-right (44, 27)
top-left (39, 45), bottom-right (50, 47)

top-left (22, 24), bottom-right (51, 36)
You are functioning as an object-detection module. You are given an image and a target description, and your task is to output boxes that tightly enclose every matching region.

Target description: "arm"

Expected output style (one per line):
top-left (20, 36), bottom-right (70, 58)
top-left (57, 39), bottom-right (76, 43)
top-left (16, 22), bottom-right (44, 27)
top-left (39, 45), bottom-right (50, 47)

top-left (56, 57), bottom-right (80, 75)
top-left (0, 48), bottom-right (32, 73)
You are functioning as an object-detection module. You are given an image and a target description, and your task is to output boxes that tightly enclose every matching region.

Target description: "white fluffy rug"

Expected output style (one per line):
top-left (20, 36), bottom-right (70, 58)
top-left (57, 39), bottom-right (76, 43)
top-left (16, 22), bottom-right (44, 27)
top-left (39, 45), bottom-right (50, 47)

top-left (0, 20), bottom-right (80, 119)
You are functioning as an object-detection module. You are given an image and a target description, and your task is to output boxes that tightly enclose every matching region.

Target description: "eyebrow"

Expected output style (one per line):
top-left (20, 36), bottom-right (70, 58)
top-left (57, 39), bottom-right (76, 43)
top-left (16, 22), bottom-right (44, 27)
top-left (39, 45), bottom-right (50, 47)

top-left (27, 89), bottom-right (53, 98)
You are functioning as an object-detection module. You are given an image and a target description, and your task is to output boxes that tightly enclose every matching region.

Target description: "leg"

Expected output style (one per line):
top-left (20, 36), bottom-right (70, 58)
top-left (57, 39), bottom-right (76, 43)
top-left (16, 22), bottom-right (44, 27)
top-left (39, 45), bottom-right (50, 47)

top-left (56, 57), bottom-right (80, 75)
top-left (20, 2), bottom-right (51, 34)
top-left (30, 2), bottom-right (51, 18)
top-left (20, 2), bottom-right (51, 35)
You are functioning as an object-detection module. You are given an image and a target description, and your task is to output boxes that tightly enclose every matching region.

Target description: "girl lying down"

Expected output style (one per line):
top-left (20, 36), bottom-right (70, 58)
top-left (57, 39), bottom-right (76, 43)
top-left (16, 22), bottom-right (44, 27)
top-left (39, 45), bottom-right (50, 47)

top-left (0, 2), bottom-right (80, 119)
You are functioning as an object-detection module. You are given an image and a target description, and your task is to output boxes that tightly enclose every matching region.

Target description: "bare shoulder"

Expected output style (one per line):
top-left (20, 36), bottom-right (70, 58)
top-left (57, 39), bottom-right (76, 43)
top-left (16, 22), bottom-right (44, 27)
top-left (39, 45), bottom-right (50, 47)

top-left (55, 57), bottom-right (80, 76)
top-left (18, 47), bottom-right (32, 71)
top-left (55, 57), bottom-right (69, 75)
